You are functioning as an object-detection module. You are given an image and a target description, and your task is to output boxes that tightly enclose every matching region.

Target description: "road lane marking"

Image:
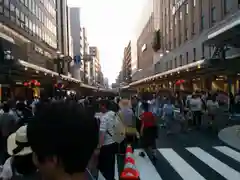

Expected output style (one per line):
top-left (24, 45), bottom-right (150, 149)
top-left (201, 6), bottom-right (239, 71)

top-left (115, 155), bottom-right (119, 180)
top-left (187, 147), bottom-right (240, 180)
top-left (134, 149), bottom-right (162, 180)
top-left (214, 146), bottom-right (240, 163)
top-left (158, 148), bottom-right (205, 180)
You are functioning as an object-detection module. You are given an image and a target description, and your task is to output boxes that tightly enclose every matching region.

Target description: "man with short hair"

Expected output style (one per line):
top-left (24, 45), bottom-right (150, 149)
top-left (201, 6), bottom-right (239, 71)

top-left (27, 101), bottom-right (99, 180)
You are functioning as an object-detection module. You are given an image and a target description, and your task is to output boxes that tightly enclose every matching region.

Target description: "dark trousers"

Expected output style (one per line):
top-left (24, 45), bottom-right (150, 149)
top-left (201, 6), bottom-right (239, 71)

top-left (192, 111), bottom-right (202, 127)
top-left (98, 142), bottom-right (118, 180)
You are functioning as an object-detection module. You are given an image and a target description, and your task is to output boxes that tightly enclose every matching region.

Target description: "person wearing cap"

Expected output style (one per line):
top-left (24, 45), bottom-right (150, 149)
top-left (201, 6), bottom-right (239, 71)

top-left (26, 101), bottom-right (99, 180)
top-left (0, 125), bottom-right (39, 180)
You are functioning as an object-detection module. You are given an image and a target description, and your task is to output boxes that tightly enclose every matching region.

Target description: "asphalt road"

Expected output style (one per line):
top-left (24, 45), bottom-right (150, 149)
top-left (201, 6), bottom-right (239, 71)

top-left (116, 127), bottom-right (240, 180)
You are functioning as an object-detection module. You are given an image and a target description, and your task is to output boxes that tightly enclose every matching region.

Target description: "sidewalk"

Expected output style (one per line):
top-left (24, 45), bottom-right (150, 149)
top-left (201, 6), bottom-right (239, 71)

top-left (218, 125), bottom-right (240, 150)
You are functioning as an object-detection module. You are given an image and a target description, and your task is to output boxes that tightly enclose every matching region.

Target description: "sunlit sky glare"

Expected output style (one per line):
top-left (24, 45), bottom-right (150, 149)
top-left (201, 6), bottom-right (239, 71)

top-left (67, 0), bottom-right (146, 84)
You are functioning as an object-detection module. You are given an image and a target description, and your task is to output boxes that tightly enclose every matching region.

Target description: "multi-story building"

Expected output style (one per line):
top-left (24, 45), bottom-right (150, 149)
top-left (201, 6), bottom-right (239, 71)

top-left (133, 0), bottom-right (240, 93)
top-left (122, 41), bottom-right (132, 83)
top-left (82, 27), bottom-right (89, 83)
top-left (69, 7), bottom-right (82, 80)
top-left (89, 46), bottom-right (101, 85)
top-left (136, 13), bottom-right (155, 78)
top-left (56, 0), bottom-right (71, 75)
top-left (0, 0), bottom-right (58, 70)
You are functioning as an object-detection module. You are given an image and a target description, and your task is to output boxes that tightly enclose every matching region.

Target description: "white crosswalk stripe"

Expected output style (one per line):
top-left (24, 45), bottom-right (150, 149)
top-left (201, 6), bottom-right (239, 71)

top-left (158, 148), bottom-right (205, 180)
top-left (213, 146), bottom-right (240, 163)
top-left (118, 146), bottom-right (240, 180)
top-left (186, 147), bottom-right (240, 180)
top-left (134, 149), bottom-right (163, 180)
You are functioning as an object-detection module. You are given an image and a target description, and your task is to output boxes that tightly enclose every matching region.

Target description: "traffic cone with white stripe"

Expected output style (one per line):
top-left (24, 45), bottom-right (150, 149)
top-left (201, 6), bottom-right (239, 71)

top-left (121, 145), bottom-right (139, 180)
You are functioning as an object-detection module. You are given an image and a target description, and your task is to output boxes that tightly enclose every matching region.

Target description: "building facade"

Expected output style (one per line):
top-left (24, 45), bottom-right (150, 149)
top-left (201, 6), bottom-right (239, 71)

top-left (154, 0), bottom-right (240, 75)
top-left (122, 41), bottom-right (132, 83)
top-left (136, 13), bottom-right (155, 78)
top-left (0, 0), bottom-right (58, 70)
top-left (89, 46), bottom-right (101, 85)
top-left (69, 7), bottom-right (82, 80)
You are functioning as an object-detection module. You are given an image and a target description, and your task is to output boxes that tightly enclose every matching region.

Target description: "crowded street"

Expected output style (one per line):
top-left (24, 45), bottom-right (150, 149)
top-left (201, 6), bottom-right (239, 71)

top-left (1, 0), bottom-right (240, 180)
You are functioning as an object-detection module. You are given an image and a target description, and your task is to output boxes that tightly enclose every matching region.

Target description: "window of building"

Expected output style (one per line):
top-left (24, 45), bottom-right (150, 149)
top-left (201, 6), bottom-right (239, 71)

top-left (20, 12), bottom-right (24, 22)
top-left (20, 0), bottom-right (24, 4)
top-left (179, 55), bottom-right (183, 66)
top-left (193, 48), bottom-right (196, 61)
top-left (193, 0), bottom-right (196, 7)
top-left (29, 19), bottom-right (32, 31)
top-left (24, 0), bottom-right (28, 6)
top-left (4, 7), bottom-right (9, 17)
top-left (211, 6), bottom-right (216, 24)
top-left (174, 17), bottom-right (177, 25)
top-left (28, 0), bottom-right (32, 10)
top-left (180, 11), bottom-right (182, 20)
top-left (186, 52), bottom-right (189, 64)
top-left (0, 5), bottom-right (3, 14)
top-left (201, 44), bottom-right (205, 58)
top-left (4, 0), bottom-right (9, 8)
top-left (179, 33), bottom-right (182, 45)
top-left (223, 0), bottom-right (231, 14)
top-left (185, 28), bottom-right (188, 41)
top-left (173, 37), bottom-right (176, 48)
top-left (186, 3), bottom-right (189, 14)
top-left (25, 16), bottom-right (28, 28)
top-left (174, 58), bottom-right (177, 68)
top-left (200, 15), bottom-right (204, 31)
top-left (192, 22), bottom-right (195, 36)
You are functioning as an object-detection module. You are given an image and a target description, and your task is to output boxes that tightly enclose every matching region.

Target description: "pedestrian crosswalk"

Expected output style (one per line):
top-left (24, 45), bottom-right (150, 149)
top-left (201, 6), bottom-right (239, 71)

top-left (114, 146), bottom-right (240, 180)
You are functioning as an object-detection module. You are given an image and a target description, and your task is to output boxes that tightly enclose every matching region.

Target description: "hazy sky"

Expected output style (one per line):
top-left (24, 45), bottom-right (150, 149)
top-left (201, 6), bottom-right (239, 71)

top-left (67, 0), bottom-right (146, 84)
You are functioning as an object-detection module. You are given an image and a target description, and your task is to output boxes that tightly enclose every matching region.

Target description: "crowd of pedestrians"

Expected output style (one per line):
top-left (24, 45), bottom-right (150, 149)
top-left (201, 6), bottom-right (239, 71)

top-left (0, 89), bottom-right (236, 180)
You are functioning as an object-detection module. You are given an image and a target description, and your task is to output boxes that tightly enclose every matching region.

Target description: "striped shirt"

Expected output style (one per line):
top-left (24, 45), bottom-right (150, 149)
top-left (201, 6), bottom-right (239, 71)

top-left (99, 111), bottom-right (116, 145)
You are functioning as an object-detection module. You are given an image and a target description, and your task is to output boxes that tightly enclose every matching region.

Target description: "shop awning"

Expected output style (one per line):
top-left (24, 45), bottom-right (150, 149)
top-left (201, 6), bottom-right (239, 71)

top-left (205, 14), bottom-right (240, 46)
top-left (18, 59), bottom-right (81, 83)
top-left (129, 59), bottom-right (205, 86)
top-left (0, 31), bottom-right (15, 44)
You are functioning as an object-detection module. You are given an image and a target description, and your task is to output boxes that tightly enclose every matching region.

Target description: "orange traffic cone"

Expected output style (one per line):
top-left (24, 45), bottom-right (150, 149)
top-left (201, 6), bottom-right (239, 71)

top-left (120, 162), bottom-right (139, 180)
top-left (126, 145), bottom-right (133, 153)
top-left (124, 151), bottom-right (135, 164)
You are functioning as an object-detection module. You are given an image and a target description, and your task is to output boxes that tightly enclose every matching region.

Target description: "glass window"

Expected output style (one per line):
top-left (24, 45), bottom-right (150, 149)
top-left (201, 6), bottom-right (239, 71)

top-left (4, 0), bottom-right (9, 8)
top-left (193, 48), bottom-right (196, 61)
top-left (28, 0), bottom-right (32, 10)
top-left (224, 0), bottom-right (231, 14)
top-left (180, 11), bottom-right (182, 20)
top-left (186, 3), bottom-right (188, 14)
top-left (4, 7), bottom-right (9, 17)
top-left (211, 6), bottom-right (216, 24)
top-left (20, 12), bottom-right (24, 22)
top-left (10, 3), bottom-right (14, 11)
top-left (0, 5), bottom-right (3, 14)
top-left (29, 20), bottom-right (32, 30)
top-left (32, 0), bottom-right (35, 14)
top-left (24, 0), bottom-right (28, 6)
top-left (33, 22), bottom-right (36, 33)
top-left (193, 0), bottom-right (196, 7)
top-left (25, 16), bottom-right (29, 28)
top-left (15, 7), bottom-right (19, 17)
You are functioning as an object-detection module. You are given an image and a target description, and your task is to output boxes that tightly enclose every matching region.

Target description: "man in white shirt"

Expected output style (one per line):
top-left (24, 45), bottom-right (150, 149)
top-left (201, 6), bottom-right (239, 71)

top-left (189, 94), bottom-right (203, 128)
top-left (98, 100), bottom-right (118, 180)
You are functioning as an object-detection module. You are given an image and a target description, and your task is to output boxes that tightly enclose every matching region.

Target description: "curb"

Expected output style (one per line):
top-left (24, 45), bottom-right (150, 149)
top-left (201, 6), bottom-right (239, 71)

top-left (218, 125), bottom-right (240, 151)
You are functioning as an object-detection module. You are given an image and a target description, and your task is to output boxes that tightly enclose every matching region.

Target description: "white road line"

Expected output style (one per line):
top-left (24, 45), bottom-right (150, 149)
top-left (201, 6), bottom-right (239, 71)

top-left (114, 155), bottom-right (119, 180)
top-left (158, 148), bottom-right (205, 180)
top-left (187, 147), bottom-right (240, 180)
top-left (134, 149), bottom-right (162, 180)
top-left (214, 146), bottom-right (240, 163)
